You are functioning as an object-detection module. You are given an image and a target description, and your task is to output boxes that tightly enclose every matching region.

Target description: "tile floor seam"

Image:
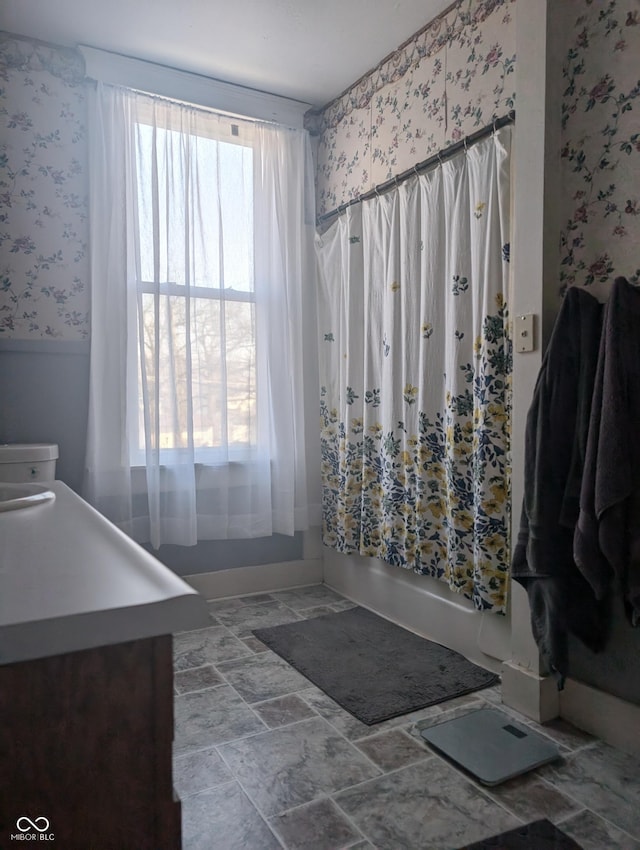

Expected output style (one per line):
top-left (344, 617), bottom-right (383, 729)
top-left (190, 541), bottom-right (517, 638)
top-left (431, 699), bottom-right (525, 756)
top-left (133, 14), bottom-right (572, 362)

top-left (180, 775), bottom-right (288, 847)
top-left (213, 743), bottom-right (290, 843)
top-left (432, 757), bottom-right (531, 828)
top-left (183, 777), bottom-right (237, 799)
top-left (176, 587), bottom-right (640, 849)
top-left (212, 714), bottom-right (393, 826)
top-left (555, 805), bottom-right (640, 844)
top-left (265, 794), bottom-right (369, 850)
top-left (352, 729), bottom-right (433, 772)
top-left (329, 751), bottom-right (439, 798)
top-left (295, 688), bottom-right (377, 743)
top-left (208, 673), bottom-right (278, 738)
top-left (214, 732), bottom-right (374, 848)
top-left (538, 770), bottom-right (640, 839)
top-left (409, 728), bottom-right (581, 827)
top-left (474, 771), bottom-right (583, 826)
top-left (175, 679), bottom-right (273, 750)
top-left (251, 707), bottom-right (319, 731)
top-left (284, 685), bottom-right (390, 774)
top-left (203, 710), bottom-right (321, 751)
top-left (173, 772), bottom-right (234, 800)
top-left (324, 754), bottom-right (533, 850)
top-left (552, 805), bottom-right (588, 825)
top-left (174, 681), bottom-right (230, 697)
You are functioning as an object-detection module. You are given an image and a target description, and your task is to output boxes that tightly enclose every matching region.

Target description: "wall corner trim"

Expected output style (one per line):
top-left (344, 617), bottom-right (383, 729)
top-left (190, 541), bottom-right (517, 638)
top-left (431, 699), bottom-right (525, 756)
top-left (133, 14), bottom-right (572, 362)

top-left (500, 659), bottom-right (560, 724)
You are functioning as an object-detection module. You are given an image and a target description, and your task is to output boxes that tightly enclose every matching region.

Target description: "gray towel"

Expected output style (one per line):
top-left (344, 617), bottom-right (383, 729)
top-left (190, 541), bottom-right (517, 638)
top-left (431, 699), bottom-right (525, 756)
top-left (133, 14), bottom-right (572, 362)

top-left (574, 277), bottom-right (640, 625)
top-left (512, 285), bottom-right (606, 682)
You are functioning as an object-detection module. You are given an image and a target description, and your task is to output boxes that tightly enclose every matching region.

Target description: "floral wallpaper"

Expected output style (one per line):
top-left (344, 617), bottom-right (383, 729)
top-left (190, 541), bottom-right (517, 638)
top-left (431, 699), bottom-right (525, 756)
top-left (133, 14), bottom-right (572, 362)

top-left (0, 33), bottom-right (89, 340)
top-left (310, 0), bottom-right (516, 216)
top-left (559, 0), bottom-right (640, 297)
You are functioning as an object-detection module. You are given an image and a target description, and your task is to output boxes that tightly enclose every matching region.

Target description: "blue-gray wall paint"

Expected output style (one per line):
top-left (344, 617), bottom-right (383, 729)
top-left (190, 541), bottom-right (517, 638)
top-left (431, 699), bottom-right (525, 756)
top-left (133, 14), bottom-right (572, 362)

top-left (0, 341), bottom-right (303, 571)
top-left (0, 343), bottom-right (90, 494)
top-left (145, 534), bottom-right (303, 577)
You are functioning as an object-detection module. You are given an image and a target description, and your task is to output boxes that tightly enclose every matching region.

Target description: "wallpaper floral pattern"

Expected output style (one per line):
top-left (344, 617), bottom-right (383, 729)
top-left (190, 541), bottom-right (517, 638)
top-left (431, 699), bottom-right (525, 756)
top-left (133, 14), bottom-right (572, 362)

top-left (559, 0), bottom-right (640, 296)
top-left (311, 0), bottom-right (516, 216)
top-left (0, 33), bottom-right (89, 339)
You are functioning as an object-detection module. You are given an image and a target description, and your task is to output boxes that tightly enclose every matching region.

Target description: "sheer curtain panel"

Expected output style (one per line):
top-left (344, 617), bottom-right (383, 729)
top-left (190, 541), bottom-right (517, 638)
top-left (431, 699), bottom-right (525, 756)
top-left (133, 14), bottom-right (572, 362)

top-left (84, 84), bottom-right (318, 547)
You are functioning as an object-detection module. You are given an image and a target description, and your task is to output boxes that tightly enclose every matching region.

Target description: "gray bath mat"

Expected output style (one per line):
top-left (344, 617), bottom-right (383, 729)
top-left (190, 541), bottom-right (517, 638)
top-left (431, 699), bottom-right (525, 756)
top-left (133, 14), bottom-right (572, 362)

top-left (253, 606), bottom-right (498, 725)
top-left (459, 818), bottom-right (582, 849)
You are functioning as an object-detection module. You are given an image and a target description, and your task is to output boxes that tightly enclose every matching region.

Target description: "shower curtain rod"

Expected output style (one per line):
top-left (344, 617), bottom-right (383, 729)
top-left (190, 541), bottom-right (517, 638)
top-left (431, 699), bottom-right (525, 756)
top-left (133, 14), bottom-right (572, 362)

top-left (317, 109), bottom-right (515, 225)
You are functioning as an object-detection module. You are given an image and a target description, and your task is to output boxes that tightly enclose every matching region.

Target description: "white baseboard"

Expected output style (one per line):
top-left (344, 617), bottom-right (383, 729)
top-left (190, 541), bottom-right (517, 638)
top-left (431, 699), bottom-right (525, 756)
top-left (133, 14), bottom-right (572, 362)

top-left (500, 660), bottom-right (560, 723)
top-left (560, 678), bottom-right (640, 757)
top-left (500, 661), bottom-right (640, 755)
top-left (183, 558), bottom-right (323, 600)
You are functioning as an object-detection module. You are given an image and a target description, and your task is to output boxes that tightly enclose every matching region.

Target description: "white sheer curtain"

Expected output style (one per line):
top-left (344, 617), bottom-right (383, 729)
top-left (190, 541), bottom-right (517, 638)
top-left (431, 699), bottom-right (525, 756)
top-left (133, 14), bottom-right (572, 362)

top-left (84, 84), bottom-right (318, 548)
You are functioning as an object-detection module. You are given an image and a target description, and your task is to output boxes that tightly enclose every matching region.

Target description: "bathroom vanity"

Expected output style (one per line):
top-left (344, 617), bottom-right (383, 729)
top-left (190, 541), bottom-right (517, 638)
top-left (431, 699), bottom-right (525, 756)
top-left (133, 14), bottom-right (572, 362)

top-left (0, 481), bottom-right (208, 849)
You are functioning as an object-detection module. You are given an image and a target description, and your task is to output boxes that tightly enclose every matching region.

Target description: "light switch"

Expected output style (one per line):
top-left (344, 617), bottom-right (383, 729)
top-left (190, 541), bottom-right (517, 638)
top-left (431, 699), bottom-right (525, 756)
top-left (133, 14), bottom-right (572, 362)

top-left (514, 314), bottom-right (535, 353)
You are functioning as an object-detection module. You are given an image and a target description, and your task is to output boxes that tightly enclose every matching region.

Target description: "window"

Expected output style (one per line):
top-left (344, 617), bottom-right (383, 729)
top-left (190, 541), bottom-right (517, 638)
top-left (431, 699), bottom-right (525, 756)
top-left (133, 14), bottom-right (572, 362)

top-left (131, 115), bottom-right (256, 463)
top-left (85, 83), bottom-right (316, 547)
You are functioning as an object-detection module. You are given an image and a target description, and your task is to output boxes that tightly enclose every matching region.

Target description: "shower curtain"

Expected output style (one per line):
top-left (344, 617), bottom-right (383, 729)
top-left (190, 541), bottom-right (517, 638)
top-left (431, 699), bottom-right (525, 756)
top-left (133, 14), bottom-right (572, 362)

top-left (315, 127), bottom-right (512, 613)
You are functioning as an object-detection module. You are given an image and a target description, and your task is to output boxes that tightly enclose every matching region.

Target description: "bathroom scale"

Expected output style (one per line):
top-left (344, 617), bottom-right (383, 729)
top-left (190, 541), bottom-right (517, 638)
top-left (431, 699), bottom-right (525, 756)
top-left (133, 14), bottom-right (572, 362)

top-left (419, 708), bottom-right (560, 785)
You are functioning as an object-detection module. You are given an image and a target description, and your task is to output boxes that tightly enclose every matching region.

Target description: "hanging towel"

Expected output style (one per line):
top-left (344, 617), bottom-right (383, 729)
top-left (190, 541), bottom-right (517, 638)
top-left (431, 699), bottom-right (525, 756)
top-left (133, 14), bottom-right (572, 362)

top-left (512, 285), bottom-right (607, 684)
top-left (574, 277), bottom-right (640, 626)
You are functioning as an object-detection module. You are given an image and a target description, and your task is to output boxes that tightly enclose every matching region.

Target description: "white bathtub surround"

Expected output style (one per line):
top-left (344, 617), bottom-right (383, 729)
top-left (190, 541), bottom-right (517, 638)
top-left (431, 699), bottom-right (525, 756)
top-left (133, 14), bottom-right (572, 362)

top-left (0, 481), bottom-right (208, 665)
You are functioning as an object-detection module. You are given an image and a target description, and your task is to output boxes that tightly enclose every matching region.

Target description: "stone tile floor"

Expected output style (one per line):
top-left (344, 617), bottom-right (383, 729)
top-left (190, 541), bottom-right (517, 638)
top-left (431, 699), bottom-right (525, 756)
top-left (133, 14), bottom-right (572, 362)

top-left (173, 585), bottom-right (640, 850)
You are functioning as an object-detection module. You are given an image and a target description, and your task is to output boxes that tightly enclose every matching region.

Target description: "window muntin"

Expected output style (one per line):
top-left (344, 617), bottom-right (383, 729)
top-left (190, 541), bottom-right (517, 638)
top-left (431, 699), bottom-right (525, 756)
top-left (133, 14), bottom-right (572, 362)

top-left (131, 119), bottom-right (256, 462)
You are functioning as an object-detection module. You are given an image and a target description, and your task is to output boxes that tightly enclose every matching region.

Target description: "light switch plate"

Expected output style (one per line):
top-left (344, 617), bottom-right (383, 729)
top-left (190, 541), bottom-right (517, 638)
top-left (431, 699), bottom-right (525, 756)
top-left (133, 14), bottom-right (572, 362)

top-left (515, 313), bottom-right (535, 352)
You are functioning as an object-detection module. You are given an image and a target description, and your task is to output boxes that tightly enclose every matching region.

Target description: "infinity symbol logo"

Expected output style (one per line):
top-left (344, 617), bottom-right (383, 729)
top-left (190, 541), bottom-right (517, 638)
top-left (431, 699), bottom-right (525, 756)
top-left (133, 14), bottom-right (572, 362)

top-left (16, 817), bottom-right (50, 833)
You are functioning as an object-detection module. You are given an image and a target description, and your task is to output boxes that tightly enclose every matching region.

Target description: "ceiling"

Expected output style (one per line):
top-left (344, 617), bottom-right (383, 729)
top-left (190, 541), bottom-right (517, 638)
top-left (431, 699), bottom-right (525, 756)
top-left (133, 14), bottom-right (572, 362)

top-left (2, 0), bottom-right (453, 108)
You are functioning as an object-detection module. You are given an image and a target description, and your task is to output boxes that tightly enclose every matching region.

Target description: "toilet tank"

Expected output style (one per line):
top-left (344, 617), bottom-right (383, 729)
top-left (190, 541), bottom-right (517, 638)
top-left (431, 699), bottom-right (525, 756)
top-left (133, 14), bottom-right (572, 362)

top-left (0, 443), bottom-right (59, 482)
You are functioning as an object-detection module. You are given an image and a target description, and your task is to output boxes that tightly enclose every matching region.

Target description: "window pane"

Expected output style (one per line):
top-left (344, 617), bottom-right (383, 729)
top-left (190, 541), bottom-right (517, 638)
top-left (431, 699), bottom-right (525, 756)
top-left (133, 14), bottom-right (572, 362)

top-left (139, 293), bottom-right (190, 451)
top-left (137, 294), bottom-right (255, 452)
top-left (135, 124), bottom-right (254, 292)
top-left (191, 296), bottom-right (256, 449)
top-left (134, 114), bottom-right (256, 457)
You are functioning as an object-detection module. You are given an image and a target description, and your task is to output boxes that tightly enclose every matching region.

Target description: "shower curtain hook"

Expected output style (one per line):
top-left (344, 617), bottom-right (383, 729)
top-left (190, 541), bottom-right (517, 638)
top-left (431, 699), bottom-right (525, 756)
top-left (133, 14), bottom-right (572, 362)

top-left (492, 117), bottom-right (498, 135)
top-left (463, 137), bottom-right (468, 153)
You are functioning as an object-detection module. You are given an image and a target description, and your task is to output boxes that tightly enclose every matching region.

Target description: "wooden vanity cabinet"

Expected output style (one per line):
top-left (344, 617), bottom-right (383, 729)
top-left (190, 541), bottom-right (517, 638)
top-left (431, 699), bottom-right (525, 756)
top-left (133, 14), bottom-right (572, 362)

top-left (0, 634), bottom-right (180, 849)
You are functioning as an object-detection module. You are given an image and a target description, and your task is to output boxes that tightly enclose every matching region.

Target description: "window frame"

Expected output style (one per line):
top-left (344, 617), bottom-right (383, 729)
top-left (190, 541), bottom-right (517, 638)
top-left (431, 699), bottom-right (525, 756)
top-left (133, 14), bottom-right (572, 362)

top-left (128, 110), bottom-right (259, 468)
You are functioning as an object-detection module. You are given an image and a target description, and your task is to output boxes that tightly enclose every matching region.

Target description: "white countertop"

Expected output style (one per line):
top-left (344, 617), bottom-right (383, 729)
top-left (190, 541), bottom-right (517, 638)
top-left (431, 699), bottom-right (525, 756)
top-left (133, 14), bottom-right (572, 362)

top-left (0, 481), bottom-right (209, 665)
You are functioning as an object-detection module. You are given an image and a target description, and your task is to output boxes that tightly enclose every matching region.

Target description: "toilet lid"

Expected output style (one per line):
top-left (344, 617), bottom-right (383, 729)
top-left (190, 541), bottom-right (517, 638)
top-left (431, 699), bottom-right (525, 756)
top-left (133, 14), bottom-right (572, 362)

top-left (0, 443), bottom-right (59, 463)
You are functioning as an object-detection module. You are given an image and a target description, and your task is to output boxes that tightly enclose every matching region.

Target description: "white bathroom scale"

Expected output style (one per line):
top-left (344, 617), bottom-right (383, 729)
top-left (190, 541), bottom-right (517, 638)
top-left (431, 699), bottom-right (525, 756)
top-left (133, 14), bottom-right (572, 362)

top-left (420, 708), bottom-right (560, 785)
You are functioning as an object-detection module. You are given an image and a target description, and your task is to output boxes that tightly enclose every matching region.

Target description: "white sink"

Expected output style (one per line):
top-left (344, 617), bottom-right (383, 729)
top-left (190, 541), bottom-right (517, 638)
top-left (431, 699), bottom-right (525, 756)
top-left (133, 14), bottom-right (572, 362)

top-left (0, 483), bottom-right (56, 512)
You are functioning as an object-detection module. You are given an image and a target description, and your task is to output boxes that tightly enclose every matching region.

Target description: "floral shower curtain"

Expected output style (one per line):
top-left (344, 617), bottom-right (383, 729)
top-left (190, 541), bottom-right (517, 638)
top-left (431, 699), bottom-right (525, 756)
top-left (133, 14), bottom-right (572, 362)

top-left (316, 127), bottom-right (512, 613)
